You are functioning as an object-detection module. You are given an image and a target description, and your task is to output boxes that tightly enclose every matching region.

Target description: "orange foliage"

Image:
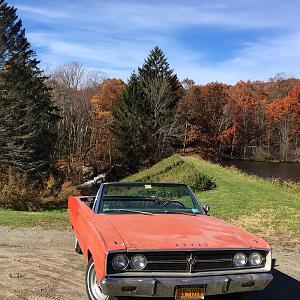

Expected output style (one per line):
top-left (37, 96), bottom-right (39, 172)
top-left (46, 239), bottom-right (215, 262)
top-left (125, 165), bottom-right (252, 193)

top-left (267, 82), bottom-right (300, 121)
top-left (90, 78), bottom-right (125, 112)
top-left (89, 78), bottom-right (126, 168)
top-left (179, 82), bottom-right (229, 157)
top-left (219, 126), bottom-right (236, 141)
top-left (266, 99), bottom-right (288, 120)
top-left (286, 81), bottom-right (300, 117)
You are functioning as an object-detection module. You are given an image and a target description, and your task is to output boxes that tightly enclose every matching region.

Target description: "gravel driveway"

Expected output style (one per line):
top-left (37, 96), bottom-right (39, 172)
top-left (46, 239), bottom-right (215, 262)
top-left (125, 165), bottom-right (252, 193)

top-left (0, 227), bottom-right (299, 300)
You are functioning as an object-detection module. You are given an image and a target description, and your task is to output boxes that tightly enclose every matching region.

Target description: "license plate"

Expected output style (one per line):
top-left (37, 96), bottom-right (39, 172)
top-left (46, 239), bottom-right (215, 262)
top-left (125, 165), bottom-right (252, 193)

top-left (175, 286), bottom-right (205, 299)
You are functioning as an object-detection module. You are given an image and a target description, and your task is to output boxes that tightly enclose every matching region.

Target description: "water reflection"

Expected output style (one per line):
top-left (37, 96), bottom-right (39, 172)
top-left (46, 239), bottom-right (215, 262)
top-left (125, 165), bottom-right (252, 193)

top-left (220, 160), bottom-right (300, 182)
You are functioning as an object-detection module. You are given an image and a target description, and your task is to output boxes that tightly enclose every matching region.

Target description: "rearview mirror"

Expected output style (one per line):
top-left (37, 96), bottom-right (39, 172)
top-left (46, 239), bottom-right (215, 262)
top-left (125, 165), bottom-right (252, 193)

top-left (203, 204), bottom-right (210, 214)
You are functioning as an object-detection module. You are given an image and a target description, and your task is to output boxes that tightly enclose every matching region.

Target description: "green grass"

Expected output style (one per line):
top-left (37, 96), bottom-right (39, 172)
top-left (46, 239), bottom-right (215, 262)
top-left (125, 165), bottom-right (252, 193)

top-left (0, 208), bottom-right (69, 229)
top-left (125, 155), bottom-right (300, 238)
top-left (1, 155), bottom-right (299, 238)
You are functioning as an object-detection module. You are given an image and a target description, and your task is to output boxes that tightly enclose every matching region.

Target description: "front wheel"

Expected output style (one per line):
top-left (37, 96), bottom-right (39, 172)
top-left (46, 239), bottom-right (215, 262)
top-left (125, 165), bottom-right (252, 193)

top-left (86, 257), bottom-right (116, 300)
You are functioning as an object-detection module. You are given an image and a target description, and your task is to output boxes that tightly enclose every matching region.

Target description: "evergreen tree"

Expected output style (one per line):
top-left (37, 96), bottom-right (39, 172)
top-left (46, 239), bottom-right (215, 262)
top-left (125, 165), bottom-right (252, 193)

top-left (110, 47), bottom-right (181, 170)
top-left (110, 73), bottom-right (151, 171)
top-left (0, 0), bottom-right (58, 178)
top-left (138, 46), bottom-right (180, 99)
top-left (138, 46), bottom-right (181, 161)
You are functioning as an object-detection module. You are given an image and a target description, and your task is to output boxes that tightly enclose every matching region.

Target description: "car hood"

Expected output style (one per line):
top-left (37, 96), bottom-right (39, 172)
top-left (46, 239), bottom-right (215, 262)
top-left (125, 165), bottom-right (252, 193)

top-left (94, 214), bottom-right (269, 251)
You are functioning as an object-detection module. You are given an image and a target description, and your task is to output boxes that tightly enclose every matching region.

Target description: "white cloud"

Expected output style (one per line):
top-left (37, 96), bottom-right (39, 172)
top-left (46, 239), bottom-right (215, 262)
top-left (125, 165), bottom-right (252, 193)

top-left (28, 32), bottom-right (153, 68)
top-left (11, 0), bottom-right (300, 84)
top-left (16, 4), bottom-right (69, 19)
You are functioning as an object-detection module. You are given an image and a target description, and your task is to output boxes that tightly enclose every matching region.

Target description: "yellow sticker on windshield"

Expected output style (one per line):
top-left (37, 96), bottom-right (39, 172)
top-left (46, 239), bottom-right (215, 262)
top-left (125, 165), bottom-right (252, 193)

top-left (145, 184), bottom-right (152, 189)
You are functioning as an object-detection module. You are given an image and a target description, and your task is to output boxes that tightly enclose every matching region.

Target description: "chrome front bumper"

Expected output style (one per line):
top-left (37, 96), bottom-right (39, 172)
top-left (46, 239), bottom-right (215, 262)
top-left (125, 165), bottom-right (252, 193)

top-left (100, 272), bottom-right (273, 297)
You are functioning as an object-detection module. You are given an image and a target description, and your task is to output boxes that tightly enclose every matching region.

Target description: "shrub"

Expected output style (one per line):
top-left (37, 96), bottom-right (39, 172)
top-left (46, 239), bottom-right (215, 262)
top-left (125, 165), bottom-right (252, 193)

top-left (252, 147), bottom-right (270, 161)
top-left (183, 172), bottom-right (217, 191)
top-left (57, 181), bottom-right (81, 204)
top-left (0, 170), bottom-right (40, 211)
top-left (124, 156), bottom-right (217, 192)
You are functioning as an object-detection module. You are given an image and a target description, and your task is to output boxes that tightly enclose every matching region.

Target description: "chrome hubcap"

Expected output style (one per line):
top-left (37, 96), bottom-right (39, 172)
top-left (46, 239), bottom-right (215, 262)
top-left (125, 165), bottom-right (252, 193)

top-left (88, 262), bottom-right (102, 299)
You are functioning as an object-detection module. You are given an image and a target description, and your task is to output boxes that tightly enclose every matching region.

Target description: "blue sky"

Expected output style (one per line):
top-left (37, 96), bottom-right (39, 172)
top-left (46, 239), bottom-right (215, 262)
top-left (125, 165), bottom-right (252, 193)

top-left (9, 0), bottom-right (300, 83)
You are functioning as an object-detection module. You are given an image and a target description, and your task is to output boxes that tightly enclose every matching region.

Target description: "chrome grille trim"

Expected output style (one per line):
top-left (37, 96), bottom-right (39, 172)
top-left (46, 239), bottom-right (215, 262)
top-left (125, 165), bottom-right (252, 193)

top-left (147, 260), bottom-right (187, 263)
top-left (196, 259), bottom-right (232, 262)
top-left (106, 249), bottom-right (269, 274)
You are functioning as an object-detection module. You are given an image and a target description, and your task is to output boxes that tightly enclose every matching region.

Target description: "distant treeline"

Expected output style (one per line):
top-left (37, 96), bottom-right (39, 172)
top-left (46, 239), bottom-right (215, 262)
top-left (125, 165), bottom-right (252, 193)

top-left (50, 60), bottom-right (300, 181)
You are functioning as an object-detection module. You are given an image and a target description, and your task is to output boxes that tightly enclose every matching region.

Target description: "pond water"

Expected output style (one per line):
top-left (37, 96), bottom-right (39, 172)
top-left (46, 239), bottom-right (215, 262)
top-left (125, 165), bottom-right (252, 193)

top-left (220, 160), bottom-right (300, 182)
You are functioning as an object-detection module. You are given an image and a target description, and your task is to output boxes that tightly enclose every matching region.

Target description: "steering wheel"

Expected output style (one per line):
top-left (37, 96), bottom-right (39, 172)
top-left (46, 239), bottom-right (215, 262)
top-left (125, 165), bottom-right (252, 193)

top-left (160, 200), bottom-right (186, 209)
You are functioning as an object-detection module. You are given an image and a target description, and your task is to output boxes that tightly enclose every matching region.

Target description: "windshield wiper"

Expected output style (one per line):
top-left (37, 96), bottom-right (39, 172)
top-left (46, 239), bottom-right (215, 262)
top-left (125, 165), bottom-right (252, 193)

top-left (104, 209), bottom-right (153, 215)
top-left (162, 211), bottom-right (198, 216)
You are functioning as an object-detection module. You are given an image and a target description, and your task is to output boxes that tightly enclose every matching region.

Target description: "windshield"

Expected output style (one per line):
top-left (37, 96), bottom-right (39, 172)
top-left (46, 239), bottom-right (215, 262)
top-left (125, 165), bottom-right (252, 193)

top-left (99, 183), bottom-right (203, 215)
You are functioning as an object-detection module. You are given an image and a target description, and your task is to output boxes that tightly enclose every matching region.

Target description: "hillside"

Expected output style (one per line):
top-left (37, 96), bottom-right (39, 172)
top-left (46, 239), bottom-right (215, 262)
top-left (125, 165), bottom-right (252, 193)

top-left (124, 155), bottom-right (300, 243)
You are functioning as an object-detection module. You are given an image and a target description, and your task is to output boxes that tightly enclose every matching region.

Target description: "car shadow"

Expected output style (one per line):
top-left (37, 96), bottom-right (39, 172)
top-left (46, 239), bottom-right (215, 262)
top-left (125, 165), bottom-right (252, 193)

top-left (246, 268), bottom-right (300, 300)
top-left (209, 268), bottom-right (300, 300)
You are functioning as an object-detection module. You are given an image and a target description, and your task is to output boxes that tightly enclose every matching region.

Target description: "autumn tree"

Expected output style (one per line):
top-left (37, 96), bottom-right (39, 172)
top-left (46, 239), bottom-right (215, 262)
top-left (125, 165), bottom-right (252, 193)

top-left (228, 81), bottom-right (268, 159)
top-left (266, 82), bottom-right (300, 160)
top-left (287, 82), bottom-right (300, 159)
top-left (0, 0), bottom-right (58, 178)
top-left (49, 62), bottom-right (102, 171)
top-left (263, 74), bottom-right (298, 100)
top-left (178, 82), bottom-right (229, 158)
top-left (90, 78), bottom-right (125, 167)
top-left (91, 78), bottom-right (125, 112)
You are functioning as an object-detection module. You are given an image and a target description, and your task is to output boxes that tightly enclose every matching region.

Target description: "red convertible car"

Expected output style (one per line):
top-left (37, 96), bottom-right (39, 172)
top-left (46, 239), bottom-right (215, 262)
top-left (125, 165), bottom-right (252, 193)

top-left (68, 182), bottom-right (273, 300)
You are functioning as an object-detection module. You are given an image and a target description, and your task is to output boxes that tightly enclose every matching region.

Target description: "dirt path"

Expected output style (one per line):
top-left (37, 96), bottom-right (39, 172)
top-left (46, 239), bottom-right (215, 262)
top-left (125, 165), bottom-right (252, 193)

top-left (0, 226), bottom-right (299, 300)
top-left (0, 227), bottom-right (86, 300)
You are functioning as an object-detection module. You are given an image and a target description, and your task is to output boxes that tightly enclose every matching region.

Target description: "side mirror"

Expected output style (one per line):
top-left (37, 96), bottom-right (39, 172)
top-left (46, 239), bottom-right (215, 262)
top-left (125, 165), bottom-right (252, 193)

top-left (203, 204), bottom-right (210, 214)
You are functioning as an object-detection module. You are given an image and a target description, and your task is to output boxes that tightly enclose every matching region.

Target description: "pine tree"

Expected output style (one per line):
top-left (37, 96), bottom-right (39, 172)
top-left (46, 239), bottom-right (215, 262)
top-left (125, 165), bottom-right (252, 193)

top-left (138, 46), bottom-right (180, 101)
top-left (110, 47), bottom-right (181, 170)
top-left (0, 0), bottom-right (58, 178)
top-left (138, 46), bottom-right (181, 161)
top-left (110, 73), bottom-right (151, 171)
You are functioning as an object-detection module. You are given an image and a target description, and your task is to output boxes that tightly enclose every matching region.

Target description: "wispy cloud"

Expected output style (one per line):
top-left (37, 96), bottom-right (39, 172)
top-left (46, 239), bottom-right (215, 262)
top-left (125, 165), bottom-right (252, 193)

top-left (176, 31), bottom-right (300, 83)
top-left (9, 0), bottom-right (300, 83)
top-left (16, 4), bottom-right (69, 19)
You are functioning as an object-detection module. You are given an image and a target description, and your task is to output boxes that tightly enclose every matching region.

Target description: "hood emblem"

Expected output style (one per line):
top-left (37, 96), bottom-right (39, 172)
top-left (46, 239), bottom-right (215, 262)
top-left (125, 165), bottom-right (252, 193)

top-left (187, 253), bottom-right (196, 272)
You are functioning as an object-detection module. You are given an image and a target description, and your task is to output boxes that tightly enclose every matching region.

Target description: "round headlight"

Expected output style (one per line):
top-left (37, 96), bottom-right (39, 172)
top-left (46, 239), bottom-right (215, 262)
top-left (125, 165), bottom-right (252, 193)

top-left (112, 254), bottom-right (128, 270)
top-left (233, 253), bottom-right (247, 267)
top-left (131, 254), bottom-right (147, 270)
top-left (249, 252), bottom-right (263, 266)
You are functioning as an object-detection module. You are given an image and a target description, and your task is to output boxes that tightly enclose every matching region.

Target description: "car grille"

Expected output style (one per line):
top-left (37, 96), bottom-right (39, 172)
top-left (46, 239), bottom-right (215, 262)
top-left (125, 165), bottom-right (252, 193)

top-left (106, 249), bottom-right (267, 274)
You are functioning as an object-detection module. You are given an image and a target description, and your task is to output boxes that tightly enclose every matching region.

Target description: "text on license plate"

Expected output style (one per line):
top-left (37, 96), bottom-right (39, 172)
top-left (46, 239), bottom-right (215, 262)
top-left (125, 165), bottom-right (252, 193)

top-left (175, 287), bottom-right (205, 299)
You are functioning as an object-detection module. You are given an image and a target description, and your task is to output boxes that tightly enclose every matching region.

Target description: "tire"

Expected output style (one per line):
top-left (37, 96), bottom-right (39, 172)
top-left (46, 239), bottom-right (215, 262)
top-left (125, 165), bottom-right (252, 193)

top-left (86, 257), bottom-right (116, 300)
top-left (74, 237), bottom-right (82, 254)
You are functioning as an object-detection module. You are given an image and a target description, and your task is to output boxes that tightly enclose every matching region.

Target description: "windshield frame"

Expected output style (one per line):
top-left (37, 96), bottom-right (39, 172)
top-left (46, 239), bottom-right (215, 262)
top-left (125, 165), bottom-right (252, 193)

top-left (96, 182), bottom-right (204, 215)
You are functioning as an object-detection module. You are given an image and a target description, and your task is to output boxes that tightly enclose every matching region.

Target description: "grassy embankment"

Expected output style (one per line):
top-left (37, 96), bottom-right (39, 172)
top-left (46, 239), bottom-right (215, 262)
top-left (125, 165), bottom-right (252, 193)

top-left (1, 155), bottom-right (299, 242)
top-left (124, 155), bottom-right (300, 243)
